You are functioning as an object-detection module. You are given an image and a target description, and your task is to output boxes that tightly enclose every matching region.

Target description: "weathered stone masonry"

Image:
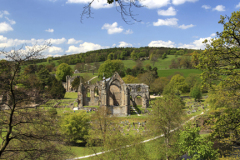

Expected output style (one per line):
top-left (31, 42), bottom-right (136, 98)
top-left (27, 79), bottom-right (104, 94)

top-left (64, 72), bottom-right (149, 116)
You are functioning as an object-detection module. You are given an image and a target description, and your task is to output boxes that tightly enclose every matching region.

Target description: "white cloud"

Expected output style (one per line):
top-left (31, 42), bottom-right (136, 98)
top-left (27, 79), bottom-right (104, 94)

top-left (139, 0), bottom-right (170, 9)
top-left (0, 22), bottom-right (13, 33)
top-left (158, 7), bottom-right (176, 16)
top-left (172, 0), bottom-right (198, 5)
top-left (0, 36), bottom-right (66, 48)
top-left (153, 18), bottom-right (178, 26)
top-left (202, 5), bottom-right (211, 9)
top-left (236, 2), bottom-right (240, 8)
top-left (118, 41), bottom-right (132, 48)
top-left (67, 38), bottom-right (83, 44)
top-left (5, 17), bottom-right (16, 25)
top-left (66, 0), bottom-right (114, 9)
top-left (210, 33), bottom-right (216, 37)
top-left (45, 28), bottom-right (54, 33)
top-left (148, 40), bottom-right (176, 47)
top-left (102, 22), bottom-right (123, 34)
top-left (47, 38), bottom-right (66, 44)
top-left (178, 37), bottom-right (212, 49)
top-left (124, 29), bottom-right (133, 34)
top-left (178, 24), bottom-right (195, 29)
top-left (112, 43), bottom-right (116, 47)
top-left (66, 42), bottom-right (106, 53)
top-left (46, 46), bottom-right (63, 54)
top-left (153, 18), bottom-right (195, 29)
top-left (213, 5), bottom-right (225, 11)
top-left (0, 10), bottom-right (9, 18)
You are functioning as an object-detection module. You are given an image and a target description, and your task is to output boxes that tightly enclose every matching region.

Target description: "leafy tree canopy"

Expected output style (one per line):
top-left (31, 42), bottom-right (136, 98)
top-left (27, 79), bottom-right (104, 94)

top-left (61, 111), bottom-right (90, 143)
top-left (98, 59), bottom-right (125, 79)
top-left (56, 63), bottom-right (73, 82)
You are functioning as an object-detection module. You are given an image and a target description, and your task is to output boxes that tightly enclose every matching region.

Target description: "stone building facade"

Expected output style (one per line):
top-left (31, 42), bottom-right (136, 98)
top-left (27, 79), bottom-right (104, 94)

top-left (62, 75), bottom-right (79, 92)
top-left (77, 72), bottom-right (149, 116)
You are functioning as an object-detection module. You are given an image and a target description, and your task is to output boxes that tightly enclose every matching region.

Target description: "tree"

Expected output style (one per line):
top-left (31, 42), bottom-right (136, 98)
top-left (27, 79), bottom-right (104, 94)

top-left (150, 54), bottom-right (159, 67)
top-left (145, 64), bottom-right (152, 71)
top-left (86, 107), bottom-right (148, 159)
top-left (138, 71), bottom-right (156, 90)
top-left (190, 84), bottom-right (202, 102)
top-left (0, 44), bottom-right (70, 159)
top-left (48, 75), bottom-right (66, 99)
top-left (60, 111), bottom-right (90, 143)
top-left (196, 10), bottom-right (240, 157)
top-left (185, 73), bottom-right (200, 89)
top-left (36, 67), bottom-right (50, 88)
top-left (163, 74), bottom-right (188, 95)
top-left (81, 0), bottom-right (143, 24)
top-left (151, 77), bottom-right (170, 94)
top-left (148, 93), bottom-right (185, 160)
top-left (23, 64), bottom-right (38, 74)
top-left (47, 56), bottom-right (53, 63)
top-left (75, 63), bottom-right (85, 72)
top-left (122, 75), bottom-right (139, 83)
top-left (178, 124), bottom-right (219, 160)
top-left (98, 59), bottom-right (125, 79)
top-left (56, 63), bottom-right (73, 82)
top-left (162, 52), bottom-right (167, 59)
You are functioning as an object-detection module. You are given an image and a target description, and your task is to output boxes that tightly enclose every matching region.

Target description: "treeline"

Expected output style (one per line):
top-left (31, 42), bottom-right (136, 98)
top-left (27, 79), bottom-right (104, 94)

top-left (25, 47), bottom-right (201, 66)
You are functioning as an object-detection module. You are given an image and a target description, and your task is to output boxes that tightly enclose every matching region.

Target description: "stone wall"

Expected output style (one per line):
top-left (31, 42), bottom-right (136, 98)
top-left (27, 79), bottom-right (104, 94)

top-left (77, 72), bottom-right (149, 116)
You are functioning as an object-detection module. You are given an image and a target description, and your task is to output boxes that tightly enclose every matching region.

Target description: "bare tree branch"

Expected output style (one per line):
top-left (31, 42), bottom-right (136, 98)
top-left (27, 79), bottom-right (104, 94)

top-left (80, 0), bottom-right (144, 24)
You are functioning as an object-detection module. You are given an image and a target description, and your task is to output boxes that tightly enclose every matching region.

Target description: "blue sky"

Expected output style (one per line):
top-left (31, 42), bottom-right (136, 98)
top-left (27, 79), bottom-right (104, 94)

top-left (0, 0), bottom-right (240, 58)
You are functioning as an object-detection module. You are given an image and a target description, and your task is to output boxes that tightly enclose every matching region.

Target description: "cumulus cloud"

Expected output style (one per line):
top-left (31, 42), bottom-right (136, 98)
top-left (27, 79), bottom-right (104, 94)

top-left (0, 35), bottom-right (66, 48)
top-left (202, 5), bottom-right (211, 9)
top-left (158, 7), bottom-right (176, 16)
top-left (153, 18), bottom-right (178, 26)
top-left (45, 28), bottom-right (54, 33)
top-left (236, 2), bottom-right (240, 8)
top-left (67, 38), bottom-right (83, 44)
top-left (213, 5), bottom-right (225, 11)
top-left (124, 29), bottom-right (133, 34)
top-left (153, 18), bottom-right (195, 29)
top-left (0, 10), bottom-right (9, 18)
top-left (0, 22), bottom-right (13, 33)
top-left (47, 38), bottom-right (66, 44)
top-left (210, 33), bottom-right (216, 37)
top-left (46, 46), bottom-right (63, 54)
top-left (66, 42), bottom-right (106, 53)
top-left (178, 24), bottom-right (195, 29)
top-left (139, 0), bottom-right (170, 9)
top-left (66, 0), bottom-right (114, 9)
top-left (172, 0), bottom-right (198, 5)
top-left (102, 22), bottom-right (123, 34)
top-left (118, 41), bottom-right (132, 48)
top-left (148, 40), bottom-right (176, 48)
top-left (178, 37), bottom-right (212, 49)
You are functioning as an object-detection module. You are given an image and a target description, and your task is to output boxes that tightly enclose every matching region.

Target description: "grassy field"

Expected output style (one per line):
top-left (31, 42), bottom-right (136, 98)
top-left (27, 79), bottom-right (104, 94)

top-left (158, 69), bottom-right (202, 78)
top-left (36, 59), bottom-right (60, 66)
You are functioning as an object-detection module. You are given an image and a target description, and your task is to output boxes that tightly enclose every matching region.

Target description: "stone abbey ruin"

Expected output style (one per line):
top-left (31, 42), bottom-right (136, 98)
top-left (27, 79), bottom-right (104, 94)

top-left (63, 72), bottom-right (150, 116)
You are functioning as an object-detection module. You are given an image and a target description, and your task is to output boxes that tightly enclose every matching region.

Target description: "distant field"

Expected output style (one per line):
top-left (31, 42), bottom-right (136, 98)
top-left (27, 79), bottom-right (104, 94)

top-left (36, 60), bottom-right (59, 66)
top-left (158, 69), bottom-right (202, 78)
top-left (142, 55), bottom-right (180, 69)
top-left (122, 55), bottom-right (181, 70)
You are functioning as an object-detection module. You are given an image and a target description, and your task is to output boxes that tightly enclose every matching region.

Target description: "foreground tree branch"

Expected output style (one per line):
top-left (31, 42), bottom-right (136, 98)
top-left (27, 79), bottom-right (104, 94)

top-left (0, 43), bottom-right (71, 159)
top-left (81, 0), bottom-right (143, 24)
